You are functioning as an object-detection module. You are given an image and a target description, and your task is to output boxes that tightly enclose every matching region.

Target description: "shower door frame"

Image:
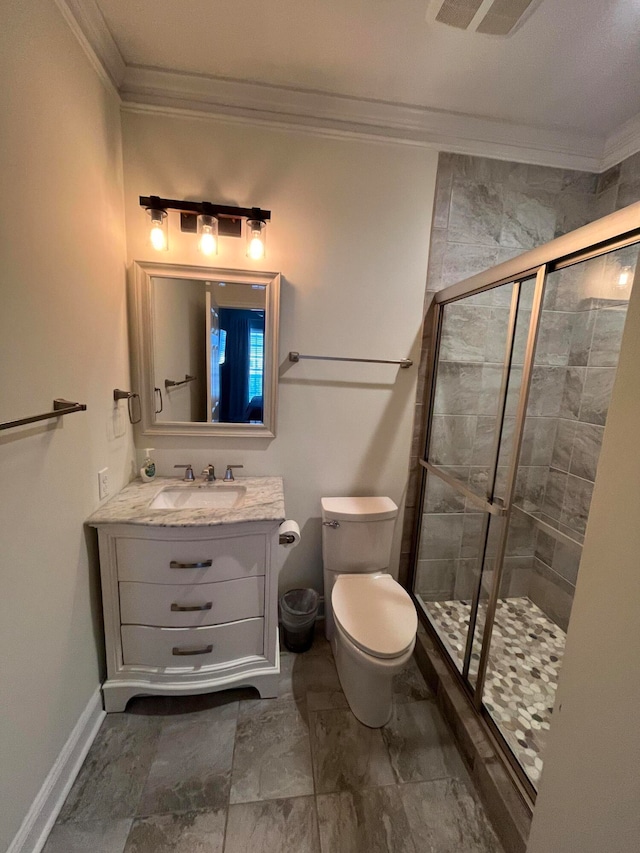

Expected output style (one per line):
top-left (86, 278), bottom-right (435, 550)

top-left (409, 201), bottom-right (640, 801)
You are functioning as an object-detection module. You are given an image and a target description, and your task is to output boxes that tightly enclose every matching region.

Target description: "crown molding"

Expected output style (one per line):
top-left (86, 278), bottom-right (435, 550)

top-left (54, 0), bottom-right (126, 90)
top-left (120, 65), bottom-right (603, 171)
top-left (601, 112), bottom-right (640, 172)
top-left (56, 1), bottom-right (640, 173)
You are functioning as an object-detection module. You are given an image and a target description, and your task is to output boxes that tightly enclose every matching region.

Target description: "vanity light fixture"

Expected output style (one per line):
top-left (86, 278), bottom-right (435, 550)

top-left (140, 196), bottom-right (270, 259)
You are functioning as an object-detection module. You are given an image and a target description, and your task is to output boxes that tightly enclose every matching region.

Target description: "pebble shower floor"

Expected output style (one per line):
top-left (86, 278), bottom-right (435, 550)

top-left (426, 597), bottom-right (566, 786)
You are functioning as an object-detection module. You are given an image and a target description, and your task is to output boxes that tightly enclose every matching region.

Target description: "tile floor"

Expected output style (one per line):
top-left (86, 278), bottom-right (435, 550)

top-left (44, 633), bottom-right (504, 853)
top-left (426, 596), bottom-right (566, 785)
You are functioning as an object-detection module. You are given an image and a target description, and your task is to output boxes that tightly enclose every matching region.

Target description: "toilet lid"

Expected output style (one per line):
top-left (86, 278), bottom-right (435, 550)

top-left (321, 496), bottom-right (398, 522)
top-left (332, 574), bottom-right (417, 659)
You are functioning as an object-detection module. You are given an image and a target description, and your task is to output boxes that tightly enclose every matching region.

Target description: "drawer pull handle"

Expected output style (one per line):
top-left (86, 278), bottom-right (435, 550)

top-left (170, 602), bottom-right (213, 612)
top-left (172, 644), bottom-right (213, 656)
top-left (169, 559), bottom-right (213, 569)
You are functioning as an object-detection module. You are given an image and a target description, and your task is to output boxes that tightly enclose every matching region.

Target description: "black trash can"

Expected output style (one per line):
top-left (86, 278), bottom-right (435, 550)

top-left (280, 588), bottom-right (319, 652)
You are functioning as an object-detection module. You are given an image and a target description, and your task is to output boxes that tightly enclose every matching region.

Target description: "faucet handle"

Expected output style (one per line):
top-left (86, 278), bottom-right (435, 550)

top-left (174, 464), bottom-right (195, 481)
top-left (224, 464), bottom-right (243, 481)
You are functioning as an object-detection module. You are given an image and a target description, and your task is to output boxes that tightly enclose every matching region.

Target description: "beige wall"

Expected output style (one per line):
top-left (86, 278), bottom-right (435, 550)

top-left (526, 263), bottom-right (640, 852)
top-left (0, 1), bottom-right (132, 848)
top-left (153, 277), bottom-right (207, 422)
top-left (122, 110), bottom-right (437, 593)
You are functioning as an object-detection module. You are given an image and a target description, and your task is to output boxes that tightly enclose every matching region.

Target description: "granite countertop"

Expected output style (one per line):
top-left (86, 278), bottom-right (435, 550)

top-left (86, 476), bottom-right (285, 527)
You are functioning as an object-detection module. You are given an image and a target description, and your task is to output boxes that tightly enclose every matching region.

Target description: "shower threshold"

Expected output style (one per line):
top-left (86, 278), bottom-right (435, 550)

top-left (423, 596), bottom-right (566, 786)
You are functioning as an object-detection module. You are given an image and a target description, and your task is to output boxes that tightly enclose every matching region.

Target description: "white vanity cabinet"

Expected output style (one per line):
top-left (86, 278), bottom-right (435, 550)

top-left (92, 520), bottom-right (282, 712)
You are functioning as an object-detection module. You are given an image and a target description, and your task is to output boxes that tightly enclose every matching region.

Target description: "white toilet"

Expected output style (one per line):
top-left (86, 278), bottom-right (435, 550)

top-left (321, 496), bottom-right (418, 728)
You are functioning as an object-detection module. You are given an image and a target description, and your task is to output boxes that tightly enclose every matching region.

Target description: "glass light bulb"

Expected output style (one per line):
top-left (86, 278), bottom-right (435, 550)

top-left (150, 224), bottom-right (166, 251)
top-left (248, 235), bottom-right (265, 260)
top-left (147, 207), bottom-right (168, 251)
top-left (246, 217), bottom-right (266, 259)
top-left (197, 213), bottom-right (218, 256)
top-left (199, 230), bottom-right (217, 256)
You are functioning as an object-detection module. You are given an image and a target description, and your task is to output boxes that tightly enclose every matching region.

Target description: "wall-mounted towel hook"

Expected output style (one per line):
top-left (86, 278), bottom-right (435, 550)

top-left (113, 389), bottom-right (141, 424)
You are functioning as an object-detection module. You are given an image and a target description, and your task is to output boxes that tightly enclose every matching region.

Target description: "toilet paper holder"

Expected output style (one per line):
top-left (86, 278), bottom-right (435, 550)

top-left (279, 533), bottom-right (296, 545)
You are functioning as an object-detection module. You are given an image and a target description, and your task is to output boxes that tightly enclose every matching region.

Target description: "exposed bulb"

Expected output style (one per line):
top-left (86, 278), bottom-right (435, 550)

top-left (617, 267), bottom-right (632, 288)
top-left (197, 213), bottom-right (218, 256)
top-left (150, 224), bottom-right (166, 251)
top-left (147, 207), bottom-right (168, 251)
top-left (246, 216), bottom-right (266, 260)
top-left (248, 235), bottom-right (265, 260)
top-left (199, 230), bottom-right (217, 256)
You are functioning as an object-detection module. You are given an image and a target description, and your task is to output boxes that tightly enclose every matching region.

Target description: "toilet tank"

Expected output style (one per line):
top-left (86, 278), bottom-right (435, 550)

top-left (321, 497), bottom-right (398, 572)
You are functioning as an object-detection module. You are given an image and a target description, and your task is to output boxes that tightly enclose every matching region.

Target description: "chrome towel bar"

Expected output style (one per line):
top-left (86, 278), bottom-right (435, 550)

top-left (165, 374), bottom-right (197, 389)
top-left (288, 351), bottom-right (412, 368)
top-left (0, 399), bottom-right (87, 432)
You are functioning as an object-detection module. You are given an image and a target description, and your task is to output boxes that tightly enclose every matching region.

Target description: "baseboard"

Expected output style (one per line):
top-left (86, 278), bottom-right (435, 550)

top-left (7, 688), bottom-right (105, 853)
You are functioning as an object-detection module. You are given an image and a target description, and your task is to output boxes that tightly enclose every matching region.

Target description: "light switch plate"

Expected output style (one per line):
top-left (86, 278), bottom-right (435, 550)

top-left (98, 467), bottom-right (109, 501)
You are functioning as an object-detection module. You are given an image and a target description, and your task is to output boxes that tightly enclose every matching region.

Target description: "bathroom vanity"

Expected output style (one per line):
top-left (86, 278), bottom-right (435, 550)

top-left (87, 476), bottom-right (285, 712)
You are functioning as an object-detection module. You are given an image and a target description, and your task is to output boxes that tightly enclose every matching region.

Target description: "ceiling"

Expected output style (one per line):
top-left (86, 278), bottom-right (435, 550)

top-left (59, 0), bottom-right (640, 171)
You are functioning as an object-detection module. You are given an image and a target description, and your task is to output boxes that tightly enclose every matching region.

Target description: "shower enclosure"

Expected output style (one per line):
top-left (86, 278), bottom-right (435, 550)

top-left (410, 203), bottom-right (640, 796)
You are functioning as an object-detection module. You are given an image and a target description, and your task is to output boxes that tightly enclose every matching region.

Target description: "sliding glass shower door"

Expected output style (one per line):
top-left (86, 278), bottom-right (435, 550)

top-left (414, 276), bottom-right (536, 679)
top-left (412, 223), bottom-right (640, 795)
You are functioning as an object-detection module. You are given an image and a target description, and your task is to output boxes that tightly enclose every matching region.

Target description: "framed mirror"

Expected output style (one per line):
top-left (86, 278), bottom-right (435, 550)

top-left (131, 261), bottom-right (280, 437)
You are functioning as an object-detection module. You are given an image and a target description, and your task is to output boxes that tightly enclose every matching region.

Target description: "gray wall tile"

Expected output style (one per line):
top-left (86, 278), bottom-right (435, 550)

top-left (500, 189), bottom-right (557, 249)
top-left (424, 472), bottom-right (468, 513)
top-left (589, 307), bottom-right (627, 367)
top-left (415, 559), bottom-right (457, 600)
top-left (449, 180), bottom-right (504, 247)
top-left (419, 514), bottom-right (464, 560)
top-left (560, 475), bottom-right (594, 537)
top-left (570, 422), bottom-right (604, 482)
top-left (550, 419), bottom-right (576, 472)
top-left (429, 415), bottom-right (477, 464)
top-left (440, 304), bottom-right (490, 362)
top-left (568, 310), bottom-right (596, 366)
top-left (535, 311), bottom-right (572, 366)
top-left (542, 469), bottom-right (568, 521)
top-left (578, 367), bottom-right (617, 425)
top-left (439, 242), bottom-right (499, 288)
top-left (559, 367), bottom-right (586, 420)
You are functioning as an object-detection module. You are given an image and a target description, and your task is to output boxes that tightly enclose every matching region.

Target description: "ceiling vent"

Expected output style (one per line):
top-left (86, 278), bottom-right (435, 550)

top-left (426, 0), bottom-right (542, 36)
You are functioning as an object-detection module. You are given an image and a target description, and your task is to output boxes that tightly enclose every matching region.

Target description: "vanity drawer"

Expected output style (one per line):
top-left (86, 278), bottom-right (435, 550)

top-left (121, 619), bottom-right (264, 668)
top-left (119, 577), bottom-right (265, 627)
top-left (116, 535), bottom-right (265, 584)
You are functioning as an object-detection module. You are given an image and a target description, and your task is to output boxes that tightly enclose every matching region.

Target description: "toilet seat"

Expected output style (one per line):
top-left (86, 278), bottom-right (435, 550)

top-left (332, 573), bottom-right (417, 660)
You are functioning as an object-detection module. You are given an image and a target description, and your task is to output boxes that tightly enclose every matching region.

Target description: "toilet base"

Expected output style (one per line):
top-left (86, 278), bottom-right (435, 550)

top-left (332, 621), bottom-right (416, 728)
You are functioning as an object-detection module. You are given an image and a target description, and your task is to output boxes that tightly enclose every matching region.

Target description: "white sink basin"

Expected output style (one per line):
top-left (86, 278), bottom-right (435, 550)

top-left (149, 486), bottom-right (246, 511)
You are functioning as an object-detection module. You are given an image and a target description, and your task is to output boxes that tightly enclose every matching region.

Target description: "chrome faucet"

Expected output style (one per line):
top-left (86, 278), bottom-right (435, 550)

top-left (174, 464), bottom-right (195, 482)
top-left (224, 464), bottom-right (243, 481)
top-left (202, 464), bottom-right (216, 482)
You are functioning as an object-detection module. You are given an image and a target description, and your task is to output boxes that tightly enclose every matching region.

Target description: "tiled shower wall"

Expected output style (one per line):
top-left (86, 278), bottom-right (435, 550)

top-left (526, 263), bottom-right (633, 628)
top-left (401, 150), bottom-right (640, 630)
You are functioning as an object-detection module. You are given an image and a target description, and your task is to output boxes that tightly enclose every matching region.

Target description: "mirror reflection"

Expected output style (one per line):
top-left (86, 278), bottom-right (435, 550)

top-left (152, 277), bottom-right (266, 424)
top-left (131, 261), bottom-right (279, 438)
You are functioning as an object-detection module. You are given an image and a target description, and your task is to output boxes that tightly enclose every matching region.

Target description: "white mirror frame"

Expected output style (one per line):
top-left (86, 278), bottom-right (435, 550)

top-left (130, 260), bottom-right (280, 438)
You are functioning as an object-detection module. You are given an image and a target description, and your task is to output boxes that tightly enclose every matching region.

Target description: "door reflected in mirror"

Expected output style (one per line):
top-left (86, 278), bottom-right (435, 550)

top-left (131, 263), bottom-right (280, 437)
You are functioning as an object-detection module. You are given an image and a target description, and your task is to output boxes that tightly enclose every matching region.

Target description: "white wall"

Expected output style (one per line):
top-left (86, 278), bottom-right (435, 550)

top-left (0, 2), bottom-right (132, 848)
top-left (122, 111), bottom-right (437, 593)
top-left (526, 264), bottom-right (640, 852)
